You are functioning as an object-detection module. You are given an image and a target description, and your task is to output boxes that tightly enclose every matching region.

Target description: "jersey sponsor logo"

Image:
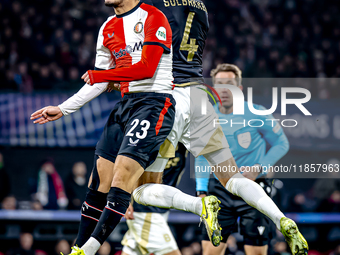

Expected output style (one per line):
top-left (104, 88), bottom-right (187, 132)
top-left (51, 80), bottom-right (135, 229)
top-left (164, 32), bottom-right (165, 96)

top-left (134, 21), bottom-right (144, 34)
top-left (108, 32), bottom-right (114, 38)
top-left (156, 27), bottom-right (166, 41)
top-left (112, 41), bottom-right (143, 59)
top-left (237, 132), bottom-right (251, 149)
top-left (257, 226), bottom-right (265, 235)
top-left (128, 138), bottom-right (139, 146)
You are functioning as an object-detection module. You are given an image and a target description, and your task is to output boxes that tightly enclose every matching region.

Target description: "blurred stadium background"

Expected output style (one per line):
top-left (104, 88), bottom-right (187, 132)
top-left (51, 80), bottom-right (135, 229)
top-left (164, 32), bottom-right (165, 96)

top-left (1, 0), bottom-right (340, 254)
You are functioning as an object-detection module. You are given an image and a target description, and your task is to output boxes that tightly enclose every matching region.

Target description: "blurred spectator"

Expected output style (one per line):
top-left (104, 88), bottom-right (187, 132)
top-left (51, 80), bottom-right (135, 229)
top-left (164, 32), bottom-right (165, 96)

top-left (181, 246), bottom-right (194, 255)
top-left (0, 153), bottom-right (10, 203)
top-left (7, 232), bottom-right (36, 255)
top-left (96, 241), bottom-right (111, 255)
top-left (0, 0), bottom-right (340, 98)
top-left (286, 193), bottom-right (308, 212)
top-left (1, 195), bottom-right (17, 210)
top-left (32, 159), bottom-right (68, 210)
top-left (273, 241), bottom-right (289, 255)
top-left (54, 240), bottom-right (70, 255)
top-left (330, 245), bottom-right (340, 255)
top-left (313, 159), bottom-right (340, 212)
top-left (190, 242), bottom-right (201, 255)
top-left (66, 161), bottom-right (87, 210)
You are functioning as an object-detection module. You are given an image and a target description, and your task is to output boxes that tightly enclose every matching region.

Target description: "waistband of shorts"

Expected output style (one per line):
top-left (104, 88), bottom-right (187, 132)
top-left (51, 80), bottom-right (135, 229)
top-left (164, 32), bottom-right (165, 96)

top-left (123, 92), bottom-right (173, 99)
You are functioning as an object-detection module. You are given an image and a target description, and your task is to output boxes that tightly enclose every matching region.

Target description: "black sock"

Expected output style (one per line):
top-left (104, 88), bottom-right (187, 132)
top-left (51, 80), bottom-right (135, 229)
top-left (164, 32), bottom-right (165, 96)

top-left (75, 189), bottom-right (107, 247)
top-left (91, 187), bottom-right (131, 244)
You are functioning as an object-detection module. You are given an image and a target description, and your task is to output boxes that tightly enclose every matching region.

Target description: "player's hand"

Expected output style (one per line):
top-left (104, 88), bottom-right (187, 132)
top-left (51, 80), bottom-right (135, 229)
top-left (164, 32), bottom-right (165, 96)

top-left (125, 204), bottom-right (134, 220)
top-left (30, 106), bottom-right (63, 124)
top-left (240, 166), bottom-right (260, 181)
top-left (81, 71), bottom-right (92, 85)
top-left (107, 82), bottom-right (121, 92)
top-left (198, 194), bottom-right (207, 198)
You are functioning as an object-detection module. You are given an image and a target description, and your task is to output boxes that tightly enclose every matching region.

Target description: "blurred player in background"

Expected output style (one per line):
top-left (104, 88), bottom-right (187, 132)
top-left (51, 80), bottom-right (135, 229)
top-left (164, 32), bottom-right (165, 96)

top-left (122, 143), bottom-right (187, 255)
top-left (196, 63), bottom-right (289, 255)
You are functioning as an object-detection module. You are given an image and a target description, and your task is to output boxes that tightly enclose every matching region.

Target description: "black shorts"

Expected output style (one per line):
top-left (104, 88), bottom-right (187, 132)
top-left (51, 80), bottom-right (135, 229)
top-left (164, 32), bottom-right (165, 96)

top-left (95, 92), bottom-right (175, 169)
top-left (202, 178), bottom-right (275, 246)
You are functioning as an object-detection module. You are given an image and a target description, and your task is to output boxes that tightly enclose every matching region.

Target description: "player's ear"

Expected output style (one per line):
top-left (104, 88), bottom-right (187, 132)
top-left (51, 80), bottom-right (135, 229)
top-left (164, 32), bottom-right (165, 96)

top-left (238, 85), bottom-right (243, 91)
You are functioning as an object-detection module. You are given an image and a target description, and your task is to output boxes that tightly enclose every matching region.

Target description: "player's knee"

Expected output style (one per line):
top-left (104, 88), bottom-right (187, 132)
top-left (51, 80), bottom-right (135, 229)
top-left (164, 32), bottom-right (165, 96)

top-left (132, 184), bottom-right (152, 205)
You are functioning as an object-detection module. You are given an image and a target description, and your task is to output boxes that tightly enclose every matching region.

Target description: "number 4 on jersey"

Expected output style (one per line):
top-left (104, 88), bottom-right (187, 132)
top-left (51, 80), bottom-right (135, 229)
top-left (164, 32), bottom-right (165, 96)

top-left (180, 12), bottom-right (199, 62)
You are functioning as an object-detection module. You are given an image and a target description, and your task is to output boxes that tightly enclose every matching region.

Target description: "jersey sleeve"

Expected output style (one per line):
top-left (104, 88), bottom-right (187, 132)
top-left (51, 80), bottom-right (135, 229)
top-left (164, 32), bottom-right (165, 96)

top-left (94, 18), bottom-right (115, 70)
top-left (143, 8), bottom-right (172, 54)
top-left (256, 105), bottom-right (290, 177)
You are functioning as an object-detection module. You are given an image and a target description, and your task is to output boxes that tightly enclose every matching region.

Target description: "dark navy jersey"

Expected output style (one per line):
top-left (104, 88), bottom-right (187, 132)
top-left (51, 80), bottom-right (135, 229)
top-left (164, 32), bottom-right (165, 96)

top-left (133, 142), bottom-right (187, 213)
top-left (142, 0), bottom-right (209, 85)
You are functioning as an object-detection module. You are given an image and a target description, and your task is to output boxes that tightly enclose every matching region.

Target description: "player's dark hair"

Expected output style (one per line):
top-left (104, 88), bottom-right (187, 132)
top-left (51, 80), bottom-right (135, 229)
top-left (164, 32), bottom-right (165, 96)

top-left (210, 63), bottom-right (242, 85)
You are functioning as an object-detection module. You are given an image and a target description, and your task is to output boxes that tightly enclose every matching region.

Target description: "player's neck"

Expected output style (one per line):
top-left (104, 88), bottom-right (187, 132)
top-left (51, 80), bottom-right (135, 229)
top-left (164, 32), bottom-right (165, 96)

top-left (114, 0), bottom-right (140, 16)
top-left (219, 105), bottom-right (233, 115)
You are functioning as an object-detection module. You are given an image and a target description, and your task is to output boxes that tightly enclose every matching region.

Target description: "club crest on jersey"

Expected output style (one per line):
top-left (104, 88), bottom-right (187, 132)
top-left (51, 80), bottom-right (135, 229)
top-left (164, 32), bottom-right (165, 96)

top-left (134, 21), bottom-right (143, 34)
top-left (156, 27), bottom-right (166, 41)
top-left (237, 132), bottom-right (251, 149)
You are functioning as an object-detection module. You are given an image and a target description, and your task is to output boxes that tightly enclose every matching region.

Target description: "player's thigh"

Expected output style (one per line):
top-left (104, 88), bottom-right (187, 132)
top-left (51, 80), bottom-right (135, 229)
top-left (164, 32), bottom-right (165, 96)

top-left (111, 155), bottom-right (144, 192)
top-left (88, 155), bottom-right (115, 193)
top-left (180, 86), bottom-right (229, 159)
top-left (202, 240), bottom-right (227, 255)
top-left (95, 101), bottom-right (125, 164)
top-left (244, 245), bottom-right (268, 255)
top-left (206, 178), bottom-right (239, 237)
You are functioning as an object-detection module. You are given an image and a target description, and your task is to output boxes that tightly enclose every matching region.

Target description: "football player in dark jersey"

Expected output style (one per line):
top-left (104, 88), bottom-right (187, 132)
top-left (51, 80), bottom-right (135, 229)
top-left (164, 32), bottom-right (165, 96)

top-left (131, 1), bottom-right (308, 255)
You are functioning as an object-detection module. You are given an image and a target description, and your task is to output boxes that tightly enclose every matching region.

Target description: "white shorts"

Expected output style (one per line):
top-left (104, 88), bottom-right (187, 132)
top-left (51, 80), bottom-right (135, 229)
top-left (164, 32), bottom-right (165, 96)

top-left (146, 86), bottom-right (230, 173)
top-left (122, 211), bottom-right (178, 255)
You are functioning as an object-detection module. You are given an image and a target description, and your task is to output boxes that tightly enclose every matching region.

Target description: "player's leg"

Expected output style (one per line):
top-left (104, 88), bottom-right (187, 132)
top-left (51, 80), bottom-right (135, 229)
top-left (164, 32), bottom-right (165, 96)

top-left (77, 93), bottom-right (177, 255)
top-left (244, 245), bottom-right (267, 255)
top-left (80, 155), bottom-right (144, 254)
top-left (134, 160), bottom-right (203, 216)
top-left (122, 211), bottom-right (181, 255)
top-left (205, 149), bottom-right (307, 255)
top-left (74, 156), bottom-right (113, 247)
top-left (200, 178), bottom-right (236, 255)
top-left (201, 241), bottom-right (226, 255)
top-left (73, 102), bottom-right (125, 250)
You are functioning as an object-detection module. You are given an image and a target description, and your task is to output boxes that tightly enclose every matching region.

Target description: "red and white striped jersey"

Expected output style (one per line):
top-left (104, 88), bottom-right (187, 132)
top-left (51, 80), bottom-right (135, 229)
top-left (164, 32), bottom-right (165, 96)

top-left (94, 2), bottom-right (173, 94)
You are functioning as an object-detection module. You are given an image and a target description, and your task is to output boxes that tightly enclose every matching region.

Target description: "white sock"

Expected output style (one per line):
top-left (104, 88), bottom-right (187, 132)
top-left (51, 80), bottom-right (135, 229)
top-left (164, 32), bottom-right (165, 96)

top-left (133, 184), bottom-right (203, 215)
top-left (226, 173), bottom-right (285, 230)
top-left (81, 237), bottom-right (101, 255)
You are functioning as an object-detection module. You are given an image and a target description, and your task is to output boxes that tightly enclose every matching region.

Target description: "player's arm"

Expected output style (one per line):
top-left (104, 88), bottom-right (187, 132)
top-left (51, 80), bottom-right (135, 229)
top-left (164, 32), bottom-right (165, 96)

top-left (195, 155), bottom-right (210, 197)
top-left (31, 20), bottom-right (115, 124)
top-left (83, 9), bottom-right (172, 85)
top-left (83, 45), bottom-right (165, 84)
top-left (257, 105), bottom-right (290, 177)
